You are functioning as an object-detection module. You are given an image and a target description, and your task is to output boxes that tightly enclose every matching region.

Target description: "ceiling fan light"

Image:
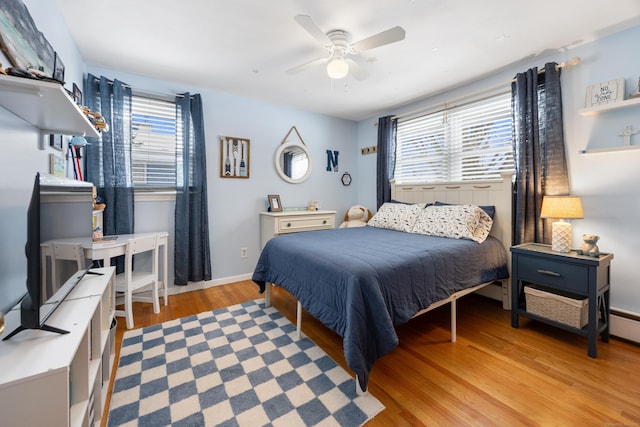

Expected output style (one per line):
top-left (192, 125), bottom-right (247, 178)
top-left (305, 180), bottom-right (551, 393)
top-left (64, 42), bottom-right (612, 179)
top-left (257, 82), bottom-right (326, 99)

top-left (326, 58), bottom-right (349, 79)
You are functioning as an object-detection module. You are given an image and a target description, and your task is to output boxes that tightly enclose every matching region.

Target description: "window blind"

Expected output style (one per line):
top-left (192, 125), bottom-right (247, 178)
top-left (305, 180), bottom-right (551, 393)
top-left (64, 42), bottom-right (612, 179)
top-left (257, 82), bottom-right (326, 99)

top-left (131, 95), bottom-right (182, 187)
top-left (395, 92), bottom-right (514, 183)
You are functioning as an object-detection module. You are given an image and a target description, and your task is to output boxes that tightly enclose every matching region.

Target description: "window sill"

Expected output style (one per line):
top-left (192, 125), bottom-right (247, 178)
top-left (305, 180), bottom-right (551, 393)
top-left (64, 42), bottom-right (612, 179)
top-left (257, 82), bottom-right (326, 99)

top-left (134, 190), bottom-right (176, 202)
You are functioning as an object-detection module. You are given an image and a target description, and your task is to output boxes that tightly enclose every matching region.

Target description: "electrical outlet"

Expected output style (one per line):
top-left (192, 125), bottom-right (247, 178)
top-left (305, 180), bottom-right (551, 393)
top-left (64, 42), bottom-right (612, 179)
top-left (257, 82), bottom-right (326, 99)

top-left (240, 247), bottom-right (248, 258)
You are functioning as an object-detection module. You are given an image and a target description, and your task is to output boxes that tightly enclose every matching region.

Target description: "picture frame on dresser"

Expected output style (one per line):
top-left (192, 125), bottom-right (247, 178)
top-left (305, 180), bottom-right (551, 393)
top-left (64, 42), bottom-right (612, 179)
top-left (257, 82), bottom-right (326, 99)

top-left (268, 194), bottom-right (282, 212)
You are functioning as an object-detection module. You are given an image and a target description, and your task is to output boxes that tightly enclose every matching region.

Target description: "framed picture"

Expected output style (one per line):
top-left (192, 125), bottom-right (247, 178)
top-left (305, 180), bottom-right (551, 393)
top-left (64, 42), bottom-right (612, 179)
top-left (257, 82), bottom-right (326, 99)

top-left (585, 78), bottom-right (624, 107)
top-left (268, 194), bottom-right (282, 212)
top-left (49, 153), bottom-right (64, 177)
top-left (72, 83), bottom-right (82, 105)
top-left (52, 52), bottom-right (65, 84)
top-left (220, 136), bottom-right (250, 178)
top-left (49, 134), bottom-right (63, 151)
top-left (0, 1), bottom-right (55, 76)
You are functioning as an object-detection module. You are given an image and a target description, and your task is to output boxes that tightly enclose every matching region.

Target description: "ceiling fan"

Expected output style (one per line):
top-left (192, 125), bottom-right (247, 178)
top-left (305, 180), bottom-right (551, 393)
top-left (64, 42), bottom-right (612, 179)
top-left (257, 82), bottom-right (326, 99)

top-left (287, 14), bottom-right (406, 80)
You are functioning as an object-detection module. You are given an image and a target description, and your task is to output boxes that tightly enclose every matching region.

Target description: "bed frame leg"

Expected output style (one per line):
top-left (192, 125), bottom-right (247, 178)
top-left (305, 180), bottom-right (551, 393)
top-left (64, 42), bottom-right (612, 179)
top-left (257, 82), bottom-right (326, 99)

top-left (264, 283), bottom-right (271, 307)
top-left (355, 375), bottom-right (369, 396)
top-left (296, 301), bottom-right (302, 339)
top-left (451, 299), bottom-right (457, 343)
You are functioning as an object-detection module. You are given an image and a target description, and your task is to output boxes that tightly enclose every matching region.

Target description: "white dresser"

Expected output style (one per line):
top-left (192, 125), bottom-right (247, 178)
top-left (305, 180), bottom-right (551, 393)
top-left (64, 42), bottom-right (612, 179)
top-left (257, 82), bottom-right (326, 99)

top-left (260, 210), bottom-right (336, 248)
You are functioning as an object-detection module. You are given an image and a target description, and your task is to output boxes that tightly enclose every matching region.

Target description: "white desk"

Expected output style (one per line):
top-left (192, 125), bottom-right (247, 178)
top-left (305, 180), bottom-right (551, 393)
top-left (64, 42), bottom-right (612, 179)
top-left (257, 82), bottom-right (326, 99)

top-left (43, 231), bottom-right (170, 305)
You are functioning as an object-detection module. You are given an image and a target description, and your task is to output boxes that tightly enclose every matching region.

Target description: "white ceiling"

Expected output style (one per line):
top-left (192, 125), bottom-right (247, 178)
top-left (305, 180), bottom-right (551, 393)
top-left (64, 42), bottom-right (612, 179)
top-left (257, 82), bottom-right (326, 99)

top-left (54, 0), bottom-right (640, 121)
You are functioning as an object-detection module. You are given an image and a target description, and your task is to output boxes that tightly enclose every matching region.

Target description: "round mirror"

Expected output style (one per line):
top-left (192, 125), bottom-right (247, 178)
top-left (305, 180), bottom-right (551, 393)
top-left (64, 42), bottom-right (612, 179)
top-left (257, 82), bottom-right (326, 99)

top-left (275, 141), bottom-right (312, 184)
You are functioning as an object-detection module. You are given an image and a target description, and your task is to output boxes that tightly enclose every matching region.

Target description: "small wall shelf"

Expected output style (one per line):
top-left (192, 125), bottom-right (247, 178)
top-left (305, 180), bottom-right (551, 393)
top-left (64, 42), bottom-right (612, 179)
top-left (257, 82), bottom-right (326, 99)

top-left (0, 74), bottom-right (99, 139)
top-left (580, 144), bottom-right (640, 154)
top-left (578, 96), bottom-right (640, 116)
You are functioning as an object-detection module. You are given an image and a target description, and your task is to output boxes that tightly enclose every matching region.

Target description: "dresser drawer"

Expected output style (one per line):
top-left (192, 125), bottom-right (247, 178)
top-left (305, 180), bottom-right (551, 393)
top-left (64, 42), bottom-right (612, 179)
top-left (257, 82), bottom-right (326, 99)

top-left (276, 215), bottom-right (334, 234)
top-left (517, 256), bottom-right (588, 294)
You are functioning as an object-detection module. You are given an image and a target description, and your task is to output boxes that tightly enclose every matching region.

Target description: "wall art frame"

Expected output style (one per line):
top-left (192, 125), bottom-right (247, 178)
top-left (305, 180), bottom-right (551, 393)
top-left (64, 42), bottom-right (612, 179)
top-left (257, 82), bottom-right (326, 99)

top-left (0, 0), bottom-right (56, 76)
top-left (72, 83), bottom-right (82, 105)
top-left (49, 134), bottom-right (63, 151)
top-left (220, 136), bottom-right (250, 178)
top-left (49, 153), bottom-right (64, 177)
top-left (585, 78), bottom-right (625, 107)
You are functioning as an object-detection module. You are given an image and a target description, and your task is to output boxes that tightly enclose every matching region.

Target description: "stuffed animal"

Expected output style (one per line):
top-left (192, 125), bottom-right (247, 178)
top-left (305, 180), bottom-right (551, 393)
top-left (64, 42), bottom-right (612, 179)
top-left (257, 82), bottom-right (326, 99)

top-left (339, 205), bottom-right (372, 228)
top-left (578, 234), bottom-right (600, 257)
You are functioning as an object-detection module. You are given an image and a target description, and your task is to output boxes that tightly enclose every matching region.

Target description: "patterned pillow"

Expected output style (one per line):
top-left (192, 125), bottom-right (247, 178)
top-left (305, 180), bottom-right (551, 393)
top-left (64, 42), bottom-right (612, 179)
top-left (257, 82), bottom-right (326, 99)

top-left (367, 202), bottom-right (424, 232)
top-left (411, 204), bottom-right (493, 243)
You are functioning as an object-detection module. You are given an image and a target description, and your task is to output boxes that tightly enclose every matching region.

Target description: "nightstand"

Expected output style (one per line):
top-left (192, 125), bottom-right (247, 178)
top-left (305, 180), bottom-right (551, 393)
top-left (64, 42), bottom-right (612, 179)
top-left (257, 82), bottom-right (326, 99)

top-left (510, 243), bottom-right (613, 357)
top-left (260, 210), bottom-right (336, 249)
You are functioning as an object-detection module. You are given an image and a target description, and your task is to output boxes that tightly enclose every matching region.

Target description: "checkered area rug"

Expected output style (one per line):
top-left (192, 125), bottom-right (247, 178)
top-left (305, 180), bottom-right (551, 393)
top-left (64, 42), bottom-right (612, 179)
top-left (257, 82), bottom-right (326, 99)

top-left (107, 299), bottom-right (384, 426)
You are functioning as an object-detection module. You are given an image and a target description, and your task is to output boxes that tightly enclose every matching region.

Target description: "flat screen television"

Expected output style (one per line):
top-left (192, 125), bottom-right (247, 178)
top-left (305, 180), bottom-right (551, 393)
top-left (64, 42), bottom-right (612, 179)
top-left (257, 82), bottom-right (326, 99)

top-left (3, 173), bottom-right (93, 340)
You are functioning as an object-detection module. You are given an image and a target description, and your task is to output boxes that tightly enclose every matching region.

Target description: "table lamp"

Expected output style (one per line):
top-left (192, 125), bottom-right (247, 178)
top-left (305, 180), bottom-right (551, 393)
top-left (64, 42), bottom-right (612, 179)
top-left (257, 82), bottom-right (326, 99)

top-left (540, 195), bottom-right (584, 252)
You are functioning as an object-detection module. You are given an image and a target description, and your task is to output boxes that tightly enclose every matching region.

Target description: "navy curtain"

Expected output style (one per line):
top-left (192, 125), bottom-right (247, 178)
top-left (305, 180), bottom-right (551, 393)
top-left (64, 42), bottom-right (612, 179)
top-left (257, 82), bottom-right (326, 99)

top-left (511, 63), bottom-right (569, 245)
top-left (174, 93), bottom-right (211, 285)
top-left (376, 116), bottom-right (397, 209)
top-left (85, 74), bottom-right (134, 263)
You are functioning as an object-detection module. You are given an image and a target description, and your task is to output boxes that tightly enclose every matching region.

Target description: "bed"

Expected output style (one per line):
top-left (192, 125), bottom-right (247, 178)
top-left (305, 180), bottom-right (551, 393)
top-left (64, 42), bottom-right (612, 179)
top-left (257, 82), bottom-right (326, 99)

top-left (252, 173), bottom-right (513, 392)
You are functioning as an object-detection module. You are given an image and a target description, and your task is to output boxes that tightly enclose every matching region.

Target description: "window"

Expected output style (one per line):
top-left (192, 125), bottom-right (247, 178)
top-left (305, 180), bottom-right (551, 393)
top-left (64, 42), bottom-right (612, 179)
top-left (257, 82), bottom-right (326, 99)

top-left (131, 94), bottom-right (182, 188)
top-left (395, 92), bottom-right (514, 183)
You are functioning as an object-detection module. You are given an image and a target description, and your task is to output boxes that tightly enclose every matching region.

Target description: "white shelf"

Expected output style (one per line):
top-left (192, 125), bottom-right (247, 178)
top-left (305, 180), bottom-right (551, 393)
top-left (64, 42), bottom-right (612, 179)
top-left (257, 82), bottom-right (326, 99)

top-left (578, 96), bottom-right (640, 115)
top-left (0, 74), bottom-right (100, 138)
top-left (579, 144), bottom-right (640, 154)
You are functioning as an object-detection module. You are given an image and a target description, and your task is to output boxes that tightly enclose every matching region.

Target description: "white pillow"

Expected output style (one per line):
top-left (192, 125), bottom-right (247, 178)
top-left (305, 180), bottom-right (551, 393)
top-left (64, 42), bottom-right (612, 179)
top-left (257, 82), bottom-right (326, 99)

top-left (367, 202), bottom-right (424, 233)
top-left (411, 204), bottom-right (493, 243)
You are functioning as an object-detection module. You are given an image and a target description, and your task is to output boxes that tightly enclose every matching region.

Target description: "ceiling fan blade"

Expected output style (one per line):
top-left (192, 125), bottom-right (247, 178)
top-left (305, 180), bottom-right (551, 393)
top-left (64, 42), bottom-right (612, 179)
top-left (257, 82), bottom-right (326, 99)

top-left (294, 14), bottom-right (331, 44)
top-left (350, 26), bottom-right (406, 53)
top-left (345, 58), bottom-right (368, 81)
top-left (286, 56), bottom-right (328, 75)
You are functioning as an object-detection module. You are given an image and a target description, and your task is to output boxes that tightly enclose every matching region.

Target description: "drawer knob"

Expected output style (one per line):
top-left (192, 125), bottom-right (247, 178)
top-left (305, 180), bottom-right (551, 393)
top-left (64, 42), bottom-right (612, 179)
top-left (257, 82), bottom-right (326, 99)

top-left (322, 220), bottom-right (327, 224)
top-left (537, 269), bottom-right (561, 277)
top-left (286, 222), bottom-right (291, 227)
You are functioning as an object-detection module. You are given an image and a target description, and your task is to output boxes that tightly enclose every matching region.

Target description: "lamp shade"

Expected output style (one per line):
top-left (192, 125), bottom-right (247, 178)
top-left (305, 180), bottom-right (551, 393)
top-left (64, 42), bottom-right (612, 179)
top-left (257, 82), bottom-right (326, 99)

top-left (326, 58), bottom-right (349, 79)
top-left (540, 196), bottom-right (584, 219)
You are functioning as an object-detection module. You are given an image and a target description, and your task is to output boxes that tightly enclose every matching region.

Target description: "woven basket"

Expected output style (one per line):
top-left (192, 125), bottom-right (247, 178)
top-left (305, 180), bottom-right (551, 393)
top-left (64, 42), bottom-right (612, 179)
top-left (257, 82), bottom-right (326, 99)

top-left (524, 286), bottom-right (588, 328)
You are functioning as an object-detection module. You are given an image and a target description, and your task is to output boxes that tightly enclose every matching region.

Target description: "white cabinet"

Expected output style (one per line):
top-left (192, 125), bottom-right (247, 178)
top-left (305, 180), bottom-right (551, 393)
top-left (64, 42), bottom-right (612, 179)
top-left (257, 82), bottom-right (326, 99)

top-left (0, 267), bottom-right (116, 427)
top-left (260, 210), bottom-right (336, 248)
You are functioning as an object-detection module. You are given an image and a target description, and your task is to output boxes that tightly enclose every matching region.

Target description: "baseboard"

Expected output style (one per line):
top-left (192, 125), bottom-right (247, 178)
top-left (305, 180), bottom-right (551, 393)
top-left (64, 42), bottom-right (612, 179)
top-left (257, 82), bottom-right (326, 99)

top-left (167, 273), bottom-right (254, 296)
top-left (610, 308), bottom-right (640, 344)
top-left (475, 279), bottom-right (511, 310)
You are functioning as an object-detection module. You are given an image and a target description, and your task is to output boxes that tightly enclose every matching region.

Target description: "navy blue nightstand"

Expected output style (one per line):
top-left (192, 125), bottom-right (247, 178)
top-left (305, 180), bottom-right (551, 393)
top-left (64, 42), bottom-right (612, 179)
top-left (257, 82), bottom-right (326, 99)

top-left (510, 243), bottom-right (613, 357)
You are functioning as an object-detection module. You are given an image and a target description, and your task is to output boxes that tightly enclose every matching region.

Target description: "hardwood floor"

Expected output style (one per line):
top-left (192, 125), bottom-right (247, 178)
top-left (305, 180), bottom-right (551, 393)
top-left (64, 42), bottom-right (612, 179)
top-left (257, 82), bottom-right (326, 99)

top-left (102, 280), bottom-right (640, 426)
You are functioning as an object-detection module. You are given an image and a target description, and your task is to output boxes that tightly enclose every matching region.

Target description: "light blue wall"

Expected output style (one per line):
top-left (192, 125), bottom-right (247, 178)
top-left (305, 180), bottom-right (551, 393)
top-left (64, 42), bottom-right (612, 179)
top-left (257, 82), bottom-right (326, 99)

top-left (0, 1), bottom-right (359, 313)
top-left (355, 25), bottom-right (640, 314)
top-left (86, 65), bottom-right (359, 283)
top-left (0, 0), bottom-right (88, 312)
top-left (2, 1), bottom-right (638, 317)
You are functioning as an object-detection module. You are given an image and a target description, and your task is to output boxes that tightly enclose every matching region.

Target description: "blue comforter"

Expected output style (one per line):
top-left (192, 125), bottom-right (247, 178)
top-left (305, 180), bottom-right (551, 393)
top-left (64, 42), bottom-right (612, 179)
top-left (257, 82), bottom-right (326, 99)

top-left (252, 226), bottom-right (508, 391)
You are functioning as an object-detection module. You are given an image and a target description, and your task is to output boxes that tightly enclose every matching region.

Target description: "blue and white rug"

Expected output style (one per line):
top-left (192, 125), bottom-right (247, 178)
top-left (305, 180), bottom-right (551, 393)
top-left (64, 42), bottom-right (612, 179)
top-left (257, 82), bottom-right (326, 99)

top-left (107, 299), bottom-right (384, 426)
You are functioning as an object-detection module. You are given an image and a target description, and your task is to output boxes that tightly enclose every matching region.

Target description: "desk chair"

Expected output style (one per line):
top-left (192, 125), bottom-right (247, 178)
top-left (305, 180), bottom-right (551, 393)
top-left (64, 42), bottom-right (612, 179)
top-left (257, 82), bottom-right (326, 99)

top-left (115, 235), bottom-right (160, 329)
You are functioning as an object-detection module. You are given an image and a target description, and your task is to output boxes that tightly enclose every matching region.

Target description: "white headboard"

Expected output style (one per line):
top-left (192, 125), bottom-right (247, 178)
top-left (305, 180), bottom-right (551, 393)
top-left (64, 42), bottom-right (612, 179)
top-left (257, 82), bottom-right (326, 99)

top-left (390, 173), bottom-right (513, 247)
top-left (390, 173), bottom-right (513, 309)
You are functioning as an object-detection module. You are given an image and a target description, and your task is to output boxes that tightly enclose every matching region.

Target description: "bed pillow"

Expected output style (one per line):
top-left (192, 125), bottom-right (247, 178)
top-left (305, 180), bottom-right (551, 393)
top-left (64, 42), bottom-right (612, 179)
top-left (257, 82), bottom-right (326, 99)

top-left (433, 201), bottom-right (495, 219)
top-left (367, 202), bottom-right (424, 232)
top-left (411, 204), bottom-right (493, 243)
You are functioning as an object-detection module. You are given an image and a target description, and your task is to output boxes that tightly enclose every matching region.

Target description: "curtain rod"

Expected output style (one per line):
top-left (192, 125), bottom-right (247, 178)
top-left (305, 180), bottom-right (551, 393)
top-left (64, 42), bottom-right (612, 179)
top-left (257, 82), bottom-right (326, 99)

top-left (389, 56), bottom-right (581, 122)
top-left (91, 77), bottom-right (188, 99)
